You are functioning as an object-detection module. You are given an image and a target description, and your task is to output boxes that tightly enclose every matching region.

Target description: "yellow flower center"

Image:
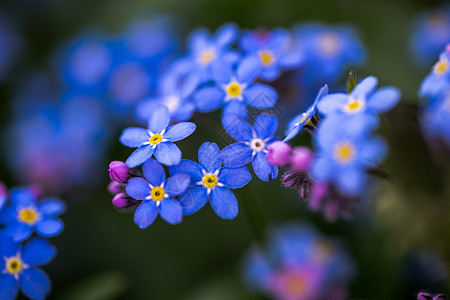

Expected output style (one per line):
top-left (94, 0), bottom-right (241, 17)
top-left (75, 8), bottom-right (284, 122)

top-left (18, 207), bottom-right (39, 225)
top-left (150, 186), bottom-right (165, 202)
top-left (334, 141), bottom-right (356, 164)
top-left (433, 58), bottom-right (449, 76)
top-left (345, 99), bottom-right (364, 113)
top-left (258, 50), bottom-right (275, 66)
top-left (202, 174), bottom-right (218, 188)
top-left (5, 257), bottom-right (24, 276)
top-left (300, 113), bottom-right (309, 123)
top-left (226, 82), bottom-right (242, 98)
top-left (198, 48), bottom-right (216, 66)
top-left (318, 32), bottom-right (341, 56)
top-left (312, 240), bottom-right (332, 263)
top-left (149, 134), bottom-right (163, 145)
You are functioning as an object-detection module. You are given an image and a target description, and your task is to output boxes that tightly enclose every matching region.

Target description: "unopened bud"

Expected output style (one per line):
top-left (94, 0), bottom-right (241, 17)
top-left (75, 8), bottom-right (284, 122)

top-left (108, 181), bottom-right (125, 194)
top-left (112, 193), bottom-right (134, 208)
top-left (433, 294), bottom-right (447, 300)
top-left (290, 147), bottom-right (313, 171)
top-left (109, 161), bottom-right (131, 183)
top-left (417, 292), bottom-right (432, 300)
top-left (266, 141), bottom-right (292, 166)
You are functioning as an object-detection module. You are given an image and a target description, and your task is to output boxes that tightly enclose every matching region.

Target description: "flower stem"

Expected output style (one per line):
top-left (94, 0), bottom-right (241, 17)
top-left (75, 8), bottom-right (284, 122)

top-left (239, 186), bottom-right (267, 242)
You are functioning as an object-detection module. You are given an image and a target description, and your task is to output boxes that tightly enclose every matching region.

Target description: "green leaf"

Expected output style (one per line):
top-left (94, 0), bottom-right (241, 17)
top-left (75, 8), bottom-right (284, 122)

top-left (347, 70), bottom-right (358, 94)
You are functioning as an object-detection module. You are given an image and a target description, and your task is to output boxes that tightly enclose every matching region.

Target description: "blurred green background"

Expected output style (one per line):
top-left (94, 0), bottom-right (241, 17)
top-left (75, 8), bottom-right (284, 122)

top-left (1, 0), bottom-right (449, 299)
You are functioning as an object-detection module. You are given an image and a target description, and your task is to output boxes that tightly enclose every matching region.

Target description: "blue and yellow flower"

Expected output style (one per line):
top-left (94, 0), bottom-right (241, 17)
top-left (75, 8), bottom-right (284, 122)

top-left (420, 51), bottom-right (450, 98)
top-left (125, 158), bottom-right (191, 228)
top-left (220, 113), bottom-right (279, 181)
top-left (120, 105), bottom-right (196, 167)
top-left (170, 142), bottom-right (252, 219)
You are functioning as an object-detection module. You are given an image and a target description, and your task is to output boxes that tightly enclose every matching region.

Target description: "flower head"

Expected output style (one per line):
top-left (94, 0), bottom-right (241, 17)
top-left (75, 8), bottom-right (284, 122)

top-left (170, 142), bottom-right (252, 219)
top-left (220, 113), bottom-right (279, 181)
top-left (420, 51), bottom-right (450, 98)
top-left (120, 105), bottom-right (196, 167)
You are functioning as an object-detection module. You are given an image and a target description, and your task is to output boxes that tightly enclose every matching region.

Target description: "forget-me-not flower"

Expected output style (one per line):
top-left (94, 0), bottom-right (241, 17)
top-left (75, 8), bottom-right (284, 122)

top-left (125, 158), bottom-right (191, 228)
top-left (420, 51), bottom-right (450, 98)
top-left (170, 142), bottom-right (252, 219)
top-left (220, 113), bottom-right (279, 181)
top-left (120, 105), bottom-right (196, 167)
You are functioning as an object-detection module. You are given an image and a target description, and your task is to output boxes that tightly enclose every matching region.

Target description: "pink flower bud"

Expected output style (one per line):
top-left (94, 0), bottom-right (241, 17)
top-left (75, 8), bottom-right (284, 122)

top-left (0, 182), bottom-right (7, 198)
top-left (266, 141), bottom-right (292, 166)
top-left (108, 181), bottom-right (125, 194)
top-left (446, 43), bottom-right (450, 55)
top-left (109, 161), bottom-right (131, 183)
top-left (290, 147), bottom-right (314, 171)
top-left (417, 292), bottom-right (432, 300)
top-left (112, 193), bottom-right (131, 208)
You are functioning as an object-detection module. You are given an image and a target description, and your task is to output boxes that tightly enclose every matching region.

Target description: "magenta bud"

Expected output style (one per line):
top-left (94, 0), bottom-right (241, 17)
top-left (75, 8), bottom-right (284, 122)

top-left (290, 147), bottom-right (314, 171)
top-left (433, 294), bottom-right (447, 300)
top-left (108, 181), bottom-right (125, 194)
top-left (109, 161), bottom-right (131, 183)
top-left (0, 182), bottom-right (7, 198)
top-left (112, 193), bottom-right (131, 208)
top-left (446, 43), bottom-right (450, 55)
top-left (266, 141), bottom-right (292, 166)
top-left (417, 292), bottom-right (432, 300)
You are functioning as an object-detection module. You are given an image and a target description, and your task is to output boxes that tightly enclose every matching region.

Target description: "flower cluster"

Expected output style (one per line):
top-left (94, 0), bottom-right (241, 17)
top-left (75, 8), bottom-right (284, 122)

top-left (419, 44), bottom-right (450, 149)
top-left (0, 183), bottom-right (65, 300)
top-left (242, 223), bottom-right (354, 300)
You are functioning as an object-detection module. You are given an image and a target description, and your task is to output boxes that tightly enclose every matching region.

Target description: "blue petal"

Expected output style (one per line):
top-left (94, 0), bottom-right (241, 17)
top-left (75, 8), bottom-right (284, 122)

top-left (222, 115), bottom-right (253, 141)
top-left (119, 127), bottom-right (149, 147)
top-left (0, 275), bottom-right (18, 300)
top-left (243, 249), bottom-right (273, 290)
top-left (148, 105), bottom-right (170, 134)
top-left (244, 83), bottom-right (278, 109)
top-left (219, 166), bottom-right (252, 189)
top-left (19, 268), bottom-right (51, 300)
top-left (260, 67), bottom-right (281, 81)
top-left (179, 187), bottom-right (208, 215)
top-left (154, 142), bottom-right (182, 166)
top-left (169, 159), bottom-right (203, 182)
top-left (142, 158), bottom-right (166, 186)
top-left (214, 23), bottom-right (238, 47)
top-left (165, 174), bottom-right (191, 197)
top-left (336, 168), bottom-right (366, 196)
top-left (311, 156), bottom-right (334, 181)
top-left (125, 177), bottom-right (151, 200)
top-left (0, 234), bottom-right (20, 256)
top-left (134, 200), bottom-right (159, 229)
top-left (38, 199), bottom-right (66, 216)
top-left (193, 87), bottom-right (225, 112)
top-left (198, 142), bottom-right (222, 173)
top-left (35, 219), bottom-right (63, 238)
top-left (210, 187), bottom-right (238, 219)
top-left (360, 136), bottom-right (388, 165)
top-left (253, 113), bottom-right (278, 139)
top-left (8, 223), bottom-right (32, 243)
top-left (10, 188), bottom-right (35, 206)
top-left (159, 198), bottom-right (183, 224)
top-left (317, 93), bottom-right (347, 115)
top-left (187, 28), bottom-right (208, 52)
top-left (252, 152), bottom-right (278, 182)
top-left (22, 238), bottom-right (56, 267)
top-left (125, 144), bottom-right (154, 168)
top-left (284, 113), bottom-right (304, 142)
top-left (237, 55), bottom-right (262, 83)
top-left (222, 100), bottom-right (248, 120)
top-left (219, 143), bottom-right (253, 167)
top-left (367, 87), bottom-right (401, 113)
top-left (351, 76), bottom-right (378, 98)
top-left (210, 60), bottom-right (234, 84)
top-left (163, 122), bottom-right (196, 142)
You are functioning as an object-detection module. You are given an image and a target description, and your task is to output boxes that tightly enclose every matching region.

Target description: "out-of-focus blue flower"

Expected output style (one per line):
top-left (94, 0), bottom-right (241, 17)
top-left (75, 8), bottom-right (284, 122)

top-left (0, 12), bottom-right (23, 81)
top-left (220, 113), bottom-right (279, 181)
top-left (312, 114), bottom-right (386, 196)
top-left (120, 105), bottom-right (196, 167)
top-left (0, 182), bottom-right (6, 212)
top-left (0, 187), bottom-right (65, 242)
top-left (193, 56), bottom-right (278, 120)
top-left (240, 29), bottom-right (303, 81)
top-left (186, 23), bottom-right (239, 81)
top-left (318, 76), bottom-right (400, 117)
top-left (170, 142), bottom-right (252, 219)
top-left (421, 90), bottom-right (450, 148)
top-left (284, 84), bottom-right (328, 141)
top-left (294, 23), bottom-right (365, 84)
top-left (420, 51), bottom-right (450, 98)
top-left (410, 5), bottom-right (450, 67)
top-left (125, 158), bottom-right (190, 228)
top-left (243, 223), bottom-right (354, 300)
top-left (136, 59), bottom-right (199, 122)
top-left (0, 235), bottom-right (56, 300)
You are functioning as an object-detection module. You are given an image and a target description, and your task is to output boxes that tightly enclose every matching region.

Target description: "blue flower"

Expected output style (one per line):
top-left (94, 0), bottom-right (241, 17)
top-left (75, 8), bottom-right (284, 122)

top-left (0, 187), bottom-right (65, 242)
top-left (220, 114), bottom-right (279, 181)
top-left (0, 235), bottom-right (56, 300)
top-left (294, 23), bottom-right (365, 84)
top-left (410, 5), bottom-right (450, 67)
top-left (186, 23), bottom-right (239, 80)
top-left (120, 105), bottom-right (196, 167)
top-left (284, 84), bottom-right (328, 141)
top-left (312, 114), bottom-right (386, 196)
top-left (421, 90), bottom-right (450, 147)
top-left (318, 76), bottom-right (400, 117)
top-left (193, 56), bottom-right (278, 120)
top-left (125, 158), bottom-right (191, 228)
top-left (420, 51), bottom-right (450, 98)
top-left (240, 29), bottom-right (303, 81)
top-left (170, 142), bottom-right (252, 219)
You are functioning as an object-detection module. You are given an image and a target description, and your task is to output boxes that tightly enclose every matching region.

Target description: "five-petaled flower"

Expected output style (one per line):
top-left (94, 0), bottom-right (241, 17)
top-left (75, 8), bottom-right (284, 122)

top-left (170, 142), bottom-right (252, 219)
top-left (120, 105), bottom-right (196, 168)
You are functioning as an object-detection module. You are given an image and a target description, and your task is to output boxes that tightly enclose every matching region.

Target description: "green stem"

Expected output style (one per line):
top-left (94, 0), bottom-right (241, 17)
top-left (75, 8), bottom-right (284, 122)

top-left (239, 186), bottom-right (267, 242)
